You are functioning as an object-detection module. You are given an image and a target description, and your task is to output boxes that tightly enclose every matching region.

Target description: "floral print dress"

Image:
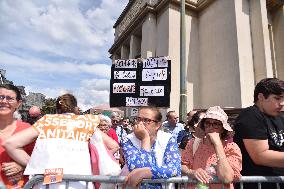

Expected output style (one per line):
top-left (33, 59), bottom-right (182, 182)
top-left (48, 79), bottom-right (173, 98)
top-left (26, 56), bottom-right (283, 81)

top-left (122, 136), bottom-right (181, 189)
top-left (182, 138), bottom-right (242, 189)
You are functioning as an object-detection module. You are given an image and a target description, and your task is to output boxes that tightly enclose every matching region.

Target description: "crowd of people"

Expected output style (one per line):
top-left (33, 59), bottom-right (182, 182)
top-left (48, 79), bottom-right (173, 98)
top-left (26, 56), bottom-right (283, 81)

top-left (0, 77), bottom-right (283, 189)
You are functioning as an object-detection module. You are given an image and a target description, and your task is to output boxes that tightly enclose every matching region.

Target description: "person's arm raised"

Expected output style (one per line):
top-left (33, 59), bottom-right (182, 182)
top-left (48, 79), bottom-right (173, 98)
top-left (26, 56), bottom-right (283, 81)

top-left (244, 139), bottom-right (284, 167)
top-left (2, 127), bottom-right (39, 166)
top-left (209, 132), bottom-right (234, 183)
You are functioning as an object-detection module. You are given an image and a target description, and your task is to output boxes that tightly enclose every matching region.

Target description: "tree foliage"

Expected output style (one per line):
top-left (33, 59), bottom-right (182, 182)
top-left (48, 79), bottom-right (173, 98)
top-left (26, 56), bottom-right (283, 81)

top-left (42, 98), bottom-right (57, 115)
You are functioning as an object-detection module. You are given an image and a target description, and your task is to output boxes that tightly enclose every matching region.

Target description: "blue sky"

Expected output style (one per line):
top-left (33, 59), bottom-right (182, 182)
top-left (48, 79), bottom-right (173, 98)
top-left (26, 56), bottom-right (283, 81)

top-left (0, 0), bottom-right (128, 110)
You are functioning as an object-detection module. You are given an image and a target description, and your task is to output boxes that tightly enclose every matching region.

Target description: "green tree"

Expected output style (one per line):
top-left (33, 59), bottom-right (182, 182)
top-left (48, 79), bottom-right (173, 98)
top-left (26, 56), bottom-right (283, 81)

top-left (42, 98), bottom-right (57, 115)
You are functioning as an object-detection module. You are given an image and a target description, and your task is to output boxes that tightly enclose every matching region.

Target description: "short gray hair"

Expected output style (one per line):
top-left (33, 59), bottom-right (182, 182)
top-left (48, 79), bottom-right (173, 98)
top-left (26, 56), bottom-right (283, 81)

top-left (99, 115), bottom-right (111, 125)
top-left (110, 112), bottom-right (121, 119)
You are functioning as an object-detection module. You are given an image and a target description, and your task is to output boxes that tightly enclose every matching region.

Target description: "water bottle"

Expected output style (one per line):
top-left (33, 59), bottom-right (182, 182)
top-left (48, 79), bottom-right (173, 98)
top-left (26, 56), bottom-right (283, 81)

top-left (195, 182), bottom-right (209, 189)
top-left (195, 165), bottom-right (217, 189)
top-left (206, 164), bottom-right (218, 181)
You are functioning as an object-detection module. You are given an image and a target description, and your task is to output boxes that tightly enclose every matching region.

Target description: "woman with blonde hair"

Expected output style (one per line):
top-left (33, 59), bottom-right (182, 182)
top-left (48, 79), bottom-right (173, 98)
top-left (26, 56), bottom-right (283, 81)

top-left (3, 93), bottom-right (119, 189)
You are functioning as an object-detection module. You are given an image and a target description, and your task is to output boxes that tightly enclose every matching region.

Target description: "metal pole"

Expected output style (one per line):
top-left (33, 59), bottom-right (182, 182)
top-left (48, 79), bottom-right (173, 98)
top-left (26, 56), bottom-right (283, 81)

top-left (179, 0), bottom-right (187, 122)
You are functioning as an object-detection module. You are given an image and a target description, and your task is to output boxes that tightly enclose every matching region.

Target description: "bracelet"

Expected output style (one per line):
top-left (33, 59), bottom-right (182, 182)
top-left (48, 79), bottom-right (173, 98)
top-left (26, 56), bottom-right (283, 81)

top-left (216, 154), bottom-right (225, 161)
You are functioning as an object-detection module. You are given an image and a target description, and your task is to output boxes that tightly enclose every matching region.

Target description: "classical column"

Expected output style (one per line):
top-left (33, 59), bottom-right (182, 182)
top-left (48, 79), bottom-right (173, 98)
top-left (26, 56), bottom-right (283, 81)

top-left (120, 45), bottom-right (130, 59)
top-left (272, 6), bottom-right (284, 79)
top-left (234, 0), bottom-right (255, 107)
top-left (250, 0), bottom-right (274, 81)
top-left (129, 35), bottom-right (141, 58)
top-left (141, 13), bottom-right (156, 58)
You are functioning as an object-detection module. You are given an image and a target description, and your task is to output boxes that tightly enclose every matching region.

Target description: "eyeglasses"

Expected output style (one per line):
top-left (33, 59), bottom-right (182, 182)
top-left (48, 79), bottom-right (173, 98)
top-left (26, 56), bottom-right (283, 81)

top-left (0, 95), bottom-right (17, 103)
top-left (204, 120), bottom-right (223, 129)
top-left (112, 120), bottom-right (120, 123)
top-left (135, 116), bottom-right (158, 125)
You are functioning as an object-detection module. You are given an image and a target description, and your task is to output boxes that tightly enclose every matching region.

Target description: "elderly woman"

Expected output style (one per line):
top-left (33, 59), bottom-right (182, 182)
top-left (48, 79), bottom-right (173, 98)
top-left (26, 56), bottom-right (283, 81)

top-left (182, 106), bottom-right (242, 189)
top-left (0, 84), bottom-right (34, 188)
top-left (98, 115), bottom-right (119, 144)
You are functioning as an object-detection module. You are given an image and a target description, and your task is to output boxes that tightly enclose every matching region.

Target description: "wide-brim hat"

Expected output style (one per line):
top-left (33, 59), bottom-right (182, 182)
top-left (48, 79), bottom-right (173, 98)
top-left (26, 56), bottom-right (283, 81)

top-left (203, 106), bottom-right (233, 131)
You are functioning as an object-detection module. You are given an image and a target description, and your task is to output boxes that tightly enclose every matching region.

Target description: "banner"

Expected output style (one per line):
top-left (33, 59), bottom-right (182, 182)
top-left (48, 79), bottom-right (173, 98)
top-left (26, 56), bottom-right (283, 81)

top-left (110, 57), bottom-right (171, 107)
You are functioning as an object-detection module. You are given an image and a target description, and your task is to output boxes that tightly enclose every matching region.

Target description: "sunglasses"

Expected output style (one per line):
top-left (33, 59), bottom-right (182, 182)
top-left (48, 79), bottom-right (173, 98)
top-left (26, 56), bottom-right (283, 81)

top-left (204, 120), bottom-right (223, 129)
top-left (112, 120), bottom-right (120, 123)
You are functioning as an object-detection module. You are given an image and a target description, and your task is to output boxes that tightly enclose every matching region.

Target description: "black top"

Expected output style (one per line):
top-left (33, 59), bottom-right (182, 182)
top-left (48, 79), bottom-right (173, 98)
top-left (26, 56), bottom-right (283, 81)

top-left (233, 105), bottom-right (284, 189)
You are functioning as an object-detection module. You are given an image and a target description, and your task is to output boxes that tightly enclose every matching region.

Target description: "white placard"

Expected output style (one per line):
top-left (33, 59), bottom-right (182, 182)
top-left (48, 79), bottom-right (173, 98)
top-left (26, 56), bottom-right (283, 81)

top-left (114, 59), bottom-right (138, 68)
top-left (142, 68), bottom-right (167, 81)
top-left (140, 86), bottom-right (164, 96)
top-left (114, 71), bottom-right (136, 79)
top-left (113, 83), bottom-right (136, 93)
top-left (126, 97), bottom-right (148, 106)
top-left (143, 57), bottom-right (169, 68)
top-left (130, 108), bottom-right (139, 117)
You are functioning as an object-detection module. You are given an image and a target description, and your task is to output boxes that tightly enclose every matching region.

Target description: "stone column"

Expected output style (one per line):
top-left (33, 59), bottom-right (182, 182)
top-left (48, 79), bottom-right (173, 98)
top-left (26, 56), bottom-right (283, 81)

top-left (272, 6), bottom-right (284, 80)
top-left (250, 0), bottom-right (274, 82)
top-left (129, 35), bottom-right (141, 58)
top-left (120, 45), bottom-right (130, 59)
top-left (234, 0), bottom-right (255, 107)
top-left (141, 13), bottom-right (156, 58)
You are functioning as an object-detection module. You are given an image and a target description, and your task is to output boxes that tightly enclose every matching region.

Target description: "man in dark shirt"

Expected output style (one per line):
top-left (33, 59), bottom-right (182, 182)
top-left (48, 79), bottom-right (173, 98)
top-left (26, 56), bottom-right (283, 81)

top-left (234, 78), bottom-right (284, 189)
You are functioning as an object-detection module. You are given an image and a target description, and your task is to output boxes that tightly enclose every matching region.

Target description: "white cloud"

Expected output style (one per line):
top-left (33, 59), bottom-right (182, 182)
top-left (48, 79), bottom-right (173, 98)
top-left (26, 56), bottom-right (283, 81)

top-left (0, 0), bottom-right (129, 109)
top-left (79, 78), bottom-right (110, 91)
top-left (75, 78), bottom-right (110, 111)
top-left (0, 0), bottom-right (128, 61)
top-left (0, 51), bottom-right (111, 78)
top-left (25, 78), bottom-right (110, 111)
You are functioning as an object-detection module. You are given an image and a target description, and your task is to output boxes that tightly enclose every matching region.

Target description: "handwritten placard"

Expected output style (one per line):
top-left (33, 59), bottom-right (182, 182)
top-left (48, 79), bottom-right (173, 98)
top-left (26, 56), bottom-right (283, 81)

top-left (114, 71), bottom-right (136, 79)
top-left (140, 86), bottom-right (164, 96)
top-left (113, 83), bottom-right (136, 93)
top-left (126, 97), bottom-right (148, 106)
top-left (143, 57), bottom-right (169, 68)
top-left (115, 59), bottom-right (138, 68)
top-left (110, 57), bottom-right (171, 107)
top-left (142, 68), bottom-right (167, 81)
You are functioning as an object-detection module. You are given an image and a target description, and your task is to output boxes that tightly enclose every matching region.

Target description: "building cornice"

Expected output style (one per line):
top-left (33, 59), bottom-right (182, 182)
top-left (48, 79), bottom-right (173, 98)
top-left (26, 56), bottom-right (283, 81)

top-left (114, 0), bottom-right (136, 28)
top-left (109, 0), bottom-right (283, 54)
top-left (109, 4), bottom-right (155, 54)
top-left (113, 0), bottom-right (213, 34)
top-left (109, 0), bottom-right (214, 54)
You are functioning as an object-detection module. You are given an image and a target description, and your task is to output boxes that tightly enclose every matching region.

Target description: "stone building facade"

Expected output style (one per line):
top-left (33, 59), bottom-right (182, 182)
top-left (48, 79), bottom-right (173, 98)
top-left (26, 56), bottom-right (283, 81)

top-left (109, 0), bottom-right (284, 115)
